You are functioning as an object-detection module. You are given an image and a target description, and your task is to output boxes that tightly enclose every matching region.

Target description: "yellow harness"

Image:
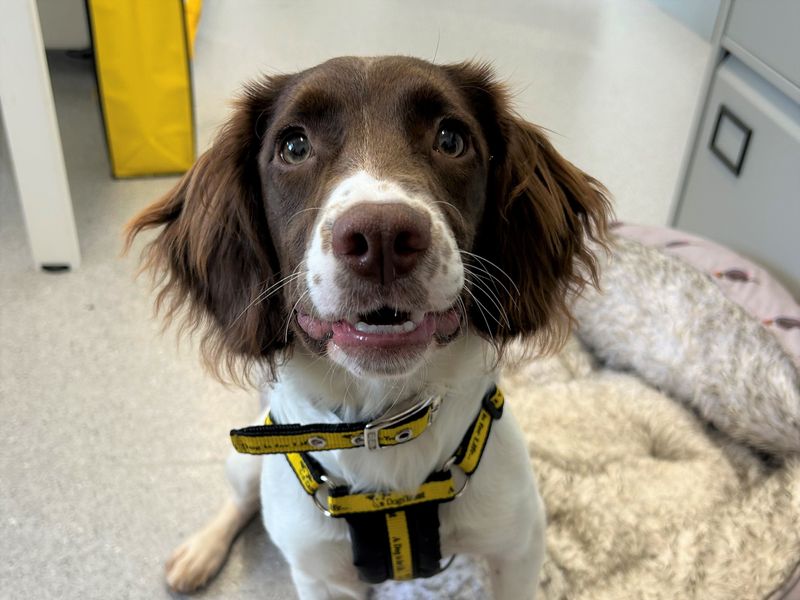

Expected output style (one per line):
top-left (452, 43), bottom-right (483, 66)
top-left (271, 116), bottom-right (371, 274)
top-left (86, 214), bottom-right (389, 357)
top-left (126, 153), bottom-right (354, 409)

top-left (230, 386), bottom-right (504, 582)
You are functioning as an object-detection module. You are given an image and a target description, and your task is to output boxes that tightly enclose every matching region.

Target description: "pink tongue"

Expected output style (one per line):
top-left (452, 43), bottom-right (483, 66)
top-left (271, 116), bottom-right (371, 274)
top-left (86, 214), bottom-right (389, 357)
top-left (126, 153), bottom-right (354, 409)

top-left (434, 309), bottom-right (460, 337)
top-left (297, 313), bottom-right (332, 340)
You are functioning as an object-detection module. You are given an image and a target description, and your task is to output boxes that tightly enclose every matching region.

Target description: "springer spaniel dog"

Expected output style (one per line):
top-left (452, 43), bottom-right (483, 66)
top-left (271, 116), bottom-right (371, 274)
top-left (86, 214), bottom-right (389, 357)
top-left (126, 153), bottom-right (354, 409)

top-left (127, 56), bottom-right (609, 599)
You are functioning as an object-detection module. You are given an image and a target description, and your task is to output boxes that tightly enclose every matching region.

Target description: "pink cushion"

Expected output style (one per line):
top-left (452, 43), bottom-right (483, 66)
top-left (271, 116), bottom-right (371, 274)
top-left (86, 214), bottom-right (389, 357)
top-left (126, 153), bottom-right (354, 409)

top-left (612, 223), bottom-right (800, 368)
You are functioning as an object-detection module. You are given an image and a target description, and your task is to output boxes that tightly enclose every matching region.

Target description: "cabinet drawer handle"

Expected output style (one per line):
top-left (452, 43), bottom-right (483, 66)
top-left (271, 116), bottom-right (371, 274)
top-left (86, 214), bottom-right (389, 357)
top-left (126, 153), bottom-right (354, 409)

top-left (709, 104), bottom-right (752, 177)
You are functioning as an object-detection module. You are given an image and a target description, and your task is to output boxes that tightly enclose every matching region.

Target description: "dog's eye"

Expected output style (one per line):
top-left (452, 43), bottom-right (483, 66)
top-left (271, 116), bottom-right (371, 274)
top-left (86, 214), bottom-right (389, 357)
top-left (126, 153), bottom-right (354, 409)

top-left (280, 132), bottom-right (312, 165)
top-left (434, 125), bottom-right (466, 157)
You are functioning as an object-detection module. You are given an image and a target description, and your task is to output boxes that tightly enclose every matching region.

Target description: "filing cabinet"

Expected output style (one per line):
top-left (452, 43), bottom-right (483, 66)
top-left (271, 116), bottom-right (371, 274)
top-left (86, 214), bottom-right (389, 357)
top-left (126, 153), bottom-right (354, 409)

top-left (672, 0), bottom-right (800, 298)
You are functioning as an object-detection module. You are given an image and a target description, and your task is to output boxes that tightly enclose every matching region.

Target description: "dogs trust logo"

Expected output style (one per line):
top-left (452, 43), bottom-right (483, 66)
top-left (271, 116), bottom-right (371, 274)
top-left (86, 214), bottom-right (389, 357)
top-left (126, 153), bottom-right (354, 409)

top-left (330, 485), bottom-right (456, 513)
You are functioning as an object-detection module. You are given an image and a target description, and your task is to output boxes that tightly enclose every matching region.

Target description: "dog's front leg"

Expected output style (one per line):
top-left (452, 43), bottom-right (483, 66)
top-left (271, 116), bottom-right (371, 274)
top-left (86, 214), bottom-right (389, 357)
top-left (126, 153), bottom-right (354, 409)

top-left (287, 545), bottom-right (369, 600)
top-left (272, 514), bottom-right (369, 599)
top-left (165, 450), bottom-right (262, 592)
top-left (262, 455), bottom-right (369, 600)
top-left (486, 514), bottom-right (545, 600)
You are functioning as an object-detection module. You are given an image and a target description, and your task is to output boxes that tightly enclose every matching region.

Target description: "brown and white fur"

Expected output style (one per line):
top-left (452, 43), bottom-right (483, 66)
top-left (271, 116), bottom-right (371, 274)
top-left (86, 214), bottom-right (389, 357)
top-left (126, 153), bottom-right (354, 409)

top-left (127, 57), bottom-right (610, 599)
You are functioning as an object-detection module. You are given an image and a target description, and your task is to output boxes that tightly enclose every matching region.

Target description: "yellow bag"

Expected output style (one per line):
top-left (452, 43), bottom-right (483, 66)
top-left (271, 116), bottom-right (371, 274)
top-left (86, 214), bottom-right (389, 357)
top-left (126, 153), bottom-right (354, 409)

top-left (88, 0), bottom-right (200, 177)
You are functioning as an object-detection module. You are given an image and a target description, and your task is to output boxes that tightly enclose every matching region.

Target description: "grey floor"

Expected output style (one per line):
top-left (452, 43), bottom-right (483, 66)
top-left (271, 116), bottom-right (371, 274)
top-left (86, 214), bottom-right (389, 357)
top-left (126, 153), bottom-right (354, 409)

top-left (0, 1), bottom-right (709, 598)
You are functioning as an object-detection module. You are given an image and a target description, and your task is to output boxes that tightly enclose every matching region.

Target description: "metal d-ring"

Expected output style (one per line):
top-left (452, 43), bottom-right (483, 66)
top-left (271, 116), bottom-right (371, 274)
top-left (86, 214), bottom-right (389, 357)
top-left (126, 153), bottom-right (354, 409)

top-left (312, 474), bottom-right (335, 517)
top-left (453, 469), bottom-right (470, 498)
top-left (442, 457), bottom-right (470, 498)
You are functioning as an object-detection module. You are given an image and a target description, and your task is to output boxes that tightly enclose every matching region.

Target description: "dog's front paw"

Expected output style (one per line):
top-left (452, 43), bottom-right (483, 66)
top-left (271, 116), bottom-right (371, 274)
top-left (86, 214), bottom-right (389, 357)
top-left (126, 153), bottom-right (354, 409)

top-left (165, 525), bottom-right (232, 593)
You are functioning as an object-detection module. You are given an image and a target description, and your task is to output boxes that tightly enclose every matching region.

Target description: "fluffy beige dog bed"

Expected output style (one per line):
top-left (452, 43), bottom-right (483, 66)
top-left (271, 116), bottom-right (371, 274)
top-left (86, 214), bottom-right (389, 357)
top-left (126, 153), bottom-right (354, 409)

top-left (375, 238), bottom-right (800, 600)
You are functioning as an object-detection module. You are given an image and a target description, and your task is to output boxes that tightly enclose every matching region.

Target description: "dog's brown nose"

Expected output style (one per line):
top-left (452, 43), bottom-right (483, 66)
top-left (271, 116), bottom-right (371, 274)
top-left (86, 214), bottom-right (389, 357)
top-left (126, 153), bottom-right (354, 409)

top-left (332, 202), bottom-right (431, 285)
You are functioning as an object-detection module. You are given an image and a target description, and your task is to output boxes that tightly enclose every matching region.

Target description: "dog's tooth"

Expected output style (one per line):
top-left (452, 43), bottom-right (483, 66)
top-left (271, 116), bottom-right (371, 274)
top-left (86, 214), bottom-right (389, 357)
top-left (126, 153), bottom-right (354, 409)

top-left (355, 321), bottom-right (418, 335)
top-left (373, 324), bottom-right (396, 334)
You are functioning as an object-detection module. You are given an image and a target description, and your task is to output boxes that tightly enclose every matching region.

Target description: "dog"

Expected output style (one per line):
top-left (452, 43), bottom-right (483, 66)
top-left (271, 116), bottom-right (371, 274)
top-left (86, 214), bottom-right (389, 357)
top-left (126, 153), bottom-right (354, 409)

top-left (127, 56), bottom-right (609, 599)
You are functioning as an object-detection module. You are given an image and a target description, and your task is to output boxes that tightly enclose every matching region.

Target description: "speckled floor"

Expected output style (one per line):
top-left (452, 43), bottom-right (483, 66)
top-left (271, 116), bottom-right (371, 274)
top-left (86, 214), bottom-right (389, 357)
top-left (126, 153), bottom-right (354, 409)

top-left (0, 1), bottom-right (709, 598)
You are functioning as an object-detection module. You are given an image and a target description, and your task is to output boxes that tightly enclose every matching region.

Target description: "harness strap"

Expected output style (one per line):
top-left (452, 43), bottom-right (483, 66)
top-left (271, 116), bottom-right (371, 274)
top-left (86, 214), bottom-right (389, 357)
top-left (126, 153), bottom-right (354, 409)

top-left (347, 504), bottom-right (444, 582)
top-left (285, 448), bottom-right (326, 496)
top-left (281, 386), bottom-right (505, 517)
top-left (230, 395), bottom-right (440, 454)
top-left (452, 385), bottom-right (504, 475)
top-left (328, 471), bottom-right (456, 517)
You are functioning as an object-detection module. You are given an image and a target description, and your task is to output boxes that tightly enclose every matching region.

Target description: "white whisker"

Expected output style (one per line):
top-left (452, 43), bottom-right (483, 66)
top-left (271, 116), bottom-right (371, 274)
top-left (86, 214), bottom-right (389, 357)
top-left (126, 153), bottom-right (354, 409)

top-left (458, 250), bottom-right (521, 295)
top-left (462, 285), bottom-right (499, 349)
top-left (228, 268), bottom-right (307, 330)
top-left (463, 269), bottom-right (511, 328)
top-left (462, 261), bottom-right (517, 307)
top-left (284, 289), bottom-right (311, 343)
top-left (286, 206), bottom-right (322, 225)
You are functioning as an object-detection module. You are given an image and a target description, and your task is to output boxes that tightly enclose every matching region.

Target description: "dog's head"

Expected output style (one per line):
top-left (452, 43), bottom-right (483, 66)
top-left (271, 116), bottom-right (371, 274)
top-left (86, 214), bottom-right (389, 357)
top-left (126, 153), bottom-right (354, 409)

top-left (126, 57), bottom-right (610, 381)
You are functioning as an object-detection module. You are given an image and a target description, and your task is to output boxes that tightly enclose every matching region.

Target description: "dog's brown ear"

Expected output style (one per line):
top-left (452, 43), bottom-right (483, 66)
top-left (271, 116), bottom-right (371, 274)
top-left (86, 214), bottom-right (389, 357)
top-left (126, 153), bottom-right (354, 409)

top-left (125, 75), bottom-right (292, 382)
top-left (444, 62), bottom-right (611, 353)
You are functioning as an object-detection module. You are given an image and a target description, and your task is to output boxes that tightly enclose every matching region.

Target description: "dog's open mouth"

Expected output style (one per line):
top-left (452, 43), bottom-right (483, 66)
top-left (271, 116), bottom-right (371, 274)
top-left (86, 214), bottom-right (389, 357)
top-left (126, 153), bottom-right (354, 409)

top-left (297, 306), bottom-right (461, 349)
top-left (355, 306), bottom-right (417, 333)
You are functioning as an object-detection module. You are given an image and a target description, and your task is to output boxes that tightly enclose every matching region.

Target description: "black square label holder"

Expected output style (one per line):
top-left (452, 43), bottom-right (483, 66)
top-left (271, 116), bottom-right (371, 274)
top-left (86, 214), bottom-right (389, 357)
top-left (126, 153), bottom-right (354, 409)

top-left (709, 104), bottom-right (752, 177)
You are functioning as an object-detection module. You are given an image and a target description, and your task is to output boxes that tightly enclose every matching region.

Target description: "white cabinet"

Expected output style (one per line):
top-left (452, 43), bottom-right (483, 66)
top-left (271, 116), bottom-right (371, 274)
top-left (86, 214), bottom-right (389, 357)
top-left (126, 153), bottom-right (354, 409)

top-left (673, 0), bottom-right (800, 298)
top-left (725, 0), bottom-right (800, 91)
